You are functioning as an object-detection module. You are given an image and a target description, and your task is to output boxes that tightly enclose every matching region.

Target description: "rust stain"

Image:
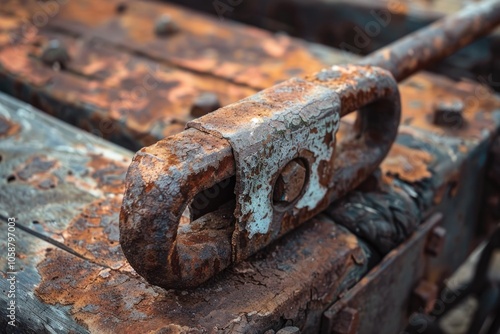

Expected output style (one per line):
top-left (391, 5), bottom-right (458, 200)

top-left (86, 153), bottom-right (129, 195)
top-left (382, 144), bottom-right (434, 183)
top-left (400, 73), bottom-right (500, 139)
top-left (13, 156), bottom-right (60, 190)
top-left (0, 116), bottom-right (21, 138)
top-left (34, 214), bottom-right (364, 333)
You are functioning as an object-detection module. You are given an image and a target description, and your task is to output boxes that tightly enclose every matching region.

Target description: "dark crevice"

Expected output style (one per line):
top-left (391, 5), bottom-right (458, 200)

top-left (0, 213), bottom-right (111, 269)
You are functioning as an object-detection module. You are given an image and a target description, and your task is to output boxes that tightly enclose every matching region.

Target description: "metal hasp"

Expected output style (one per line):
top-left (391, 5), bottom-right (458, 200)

top-left (119, 1), bottom-right (500, 289)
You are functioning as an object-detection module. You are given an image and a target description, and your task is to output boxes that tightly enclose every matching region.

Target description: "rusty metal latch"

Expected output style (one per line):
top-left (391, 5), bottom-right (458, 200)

top-left (188, 66), bottom-right (400, 262)
top-left (120, 1), bottom-right (500, 289)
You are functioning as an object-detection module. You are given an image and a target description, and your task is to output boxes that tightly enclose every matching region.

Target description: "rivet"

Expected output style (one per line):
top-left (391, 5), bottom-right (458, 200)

top-left (432, 98), bottom-right (464, 128)
top-left (41, 39), bottom-right (70, 69)
top-left (190, 92), bottom-right (221, 118)
top-left (155, 15), bottom-right (178, 36)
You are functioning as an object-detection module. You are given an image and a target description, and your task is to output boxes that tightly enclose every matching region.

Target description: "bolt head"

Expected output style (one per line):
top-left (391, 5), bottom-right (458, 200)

top-left (155, 15), bottom-right (178, 36)
top-left (41, 39), bottom-right (70, 68)
top-left (273, 159), bottom-right (307, 204)
top-left (433, 98), bottom-right (464, 128)
top-left (190, 92), bottom-right (221, 118)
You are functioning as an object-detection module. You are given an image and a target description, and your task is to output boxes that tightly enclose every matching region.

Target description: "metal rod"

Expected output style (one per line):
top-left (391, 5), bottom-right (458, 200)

top-left (359, 0), bottom-right (500, 82)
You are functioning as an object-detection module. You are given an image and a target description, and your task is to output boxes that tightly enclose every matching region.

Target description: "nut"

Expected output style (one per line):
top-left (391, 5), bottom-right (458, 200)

top-left (155, 15), bottom-right (178, 36)
top-left (273, 159), bottom-right (307, 204)
top-left (41, 40), bottom-right (70, 68)
top-left (432, 98), bottom-right (464, 128)
top-left (190, 92), bottom-right (221, 118)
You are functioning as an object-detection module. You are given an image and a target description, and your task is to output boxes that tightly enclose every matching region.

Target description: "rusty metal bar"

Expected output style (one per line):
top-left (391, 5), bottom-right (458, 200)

top-left (359, 0), bottom-right (500, 81)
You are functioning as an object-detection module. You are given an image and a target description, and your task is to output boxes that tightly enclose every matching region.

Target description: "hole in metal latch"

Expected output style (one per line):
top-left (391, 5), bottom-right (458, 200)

top-left (6, 175), bottom-right (16, 183)
top-left (273, 158), bottom-right (309, 209)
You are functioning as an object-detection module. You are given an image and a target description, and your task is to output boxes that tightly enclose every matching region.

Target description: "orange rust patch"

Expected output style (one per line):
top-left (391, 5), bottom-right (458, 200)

top-left (61, 196), bottom-right (126, 269)
top-left (86, 153), bottom-right (128, 194)
top-left (381, 144), bottom-right (434, 183)
top-left (0, 116), bottom-right (21, 138)
top-left (400, 73), bottom-right (500, 140)
top-left (14, 156), bottom-right (60, 189)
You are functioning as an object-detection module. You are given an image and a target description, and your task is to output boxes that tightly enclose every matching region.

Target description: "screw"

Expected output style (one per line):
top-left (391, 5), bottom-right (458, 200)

top-left (410, 279), bottom-right (438, 313)
top-left (155, 15), bottom-right (178, 36)
top-left (190, 92), bottom-right (221, 118)
top-left (425, 226), bottom-right (446, 257)
top-left (432, 98), bottom-right (464, 128)
top-left (41, 39), bottom-right (70, 69)
top-left (276, 327), bottom-right (300, 334)
top-left (273, 159), bottom-right (307, 204)
top-left (331, 307), bottom-right (359, 334)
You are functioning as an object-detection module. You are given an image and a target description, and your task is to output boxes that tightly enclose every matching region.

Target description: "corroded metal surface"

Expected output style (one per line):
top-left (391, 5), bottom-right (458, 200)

top-left (120, 1), bottom-right (500, 290)
top-left (321, 213), bottom-right (444, 334)
top-left (0, 0), bottom-right (346, 150)
top-left (0, 92), bottom-right (372, 333)
top-left (0, 1), bottom-right (500, 332)
top-left (172, 0), bottom-right (500, 90)
top-left (121, 64), bottom-right (401, 288)
top-left (359, 0), bottom-right (500, 81)
top-left (1, 60), bottom-right (500, 332)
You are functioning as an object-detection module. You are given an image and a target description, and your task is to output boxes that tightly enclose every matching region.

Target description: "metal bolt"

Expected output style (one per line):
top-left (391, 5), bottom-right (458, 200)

top-left (155, 15), bottom-right (178, 36)
top-left (190, 92), bottom-right (221, 118)
top-left (276, 327), bottom-right (300, 334)
top-left (116, 3), bottom-right (127, 14)
top-left (410, 279), bottom-right (438, 313)
top-left (273, 159), bottom-right (307, 204)
top-left (425, 226), bottom-right (446, 257)
top-left (41, 40), bottom-right (70, 68)
top-left (432, 98), bottom-right (464, 128)
top-left (331, 307), bottom-right (359, 334)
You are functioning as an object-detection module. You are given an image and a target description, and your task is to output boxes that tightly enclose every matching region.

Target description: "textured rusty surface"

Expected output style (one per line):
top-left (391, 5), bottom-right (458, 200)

top-left (120, 2), bottom-right (500, 290)
top-left (0, 92), bottom-right (371, 333)
top-left (0, 1), bottom-right (500, 332)
top-left (0, 0), bottom-right (347, 150)
top-left (172, 0), bottom-right (500, 90)
top-left (121, 64), bottom-right (401, 288)
top-left (1, 63), bottom-right (500, 332)
top-left (321, 214), bottom-right (443, 334)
